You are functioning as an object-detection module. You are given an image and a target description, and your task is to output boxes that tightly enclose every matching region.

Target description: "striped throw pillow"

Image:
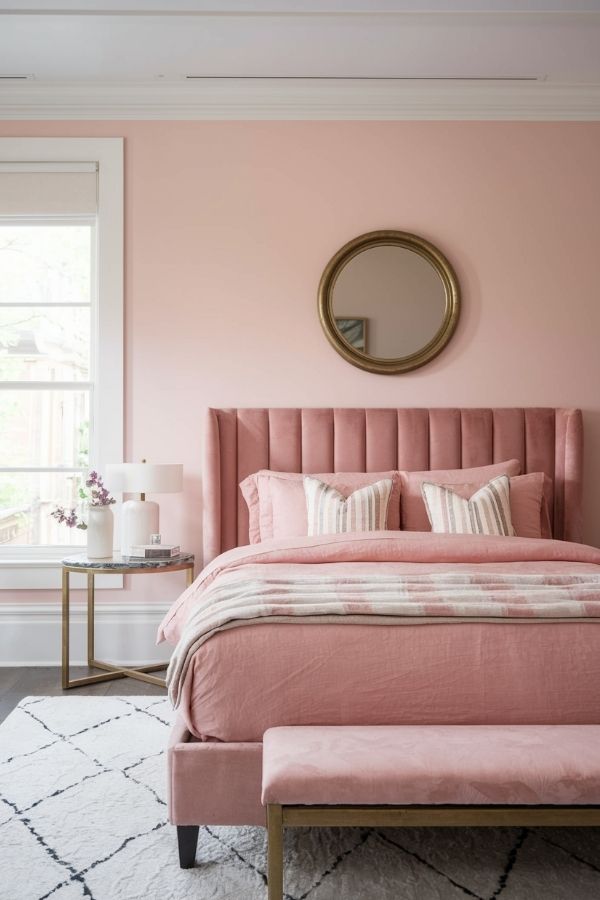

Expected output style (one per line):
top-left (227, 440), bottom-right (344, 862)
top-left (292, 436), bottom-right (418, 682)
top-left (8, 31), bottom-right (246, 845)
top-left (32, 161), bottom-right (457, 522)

top-left (304, 476), bottom-right (393, 536)
top-left (421, 475), bottom-right (515, 537)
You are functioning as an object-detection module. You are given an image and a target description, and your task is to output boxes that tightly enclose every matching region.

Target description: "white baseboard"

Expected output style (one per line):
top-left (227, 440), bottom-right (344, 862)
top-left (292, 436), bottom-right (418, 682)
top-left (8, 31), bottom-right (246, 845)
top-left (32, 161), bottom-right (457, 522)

top-left (0, 602), bottom-right (172, 666)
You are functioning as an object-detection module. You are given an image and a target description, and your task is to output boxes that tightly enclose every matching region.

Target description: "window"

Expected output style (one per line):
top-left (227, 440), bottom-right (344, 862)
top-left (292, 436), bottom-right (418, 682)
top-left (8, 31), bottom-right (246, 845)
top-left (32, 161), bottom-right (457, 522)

top-left (0, 139), bottom-right (123, 588)
top-left (0, 220), bottom-right (94, 549)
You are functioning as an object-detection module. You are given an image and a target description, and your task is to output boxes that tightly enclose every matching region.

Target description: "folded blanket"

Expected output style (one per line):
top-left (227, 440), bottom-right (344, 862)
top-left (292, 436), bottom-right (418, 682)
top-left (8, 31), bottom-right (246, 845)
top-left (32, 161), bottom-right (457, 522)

top-left (159, 532), bottom-right (600, 708)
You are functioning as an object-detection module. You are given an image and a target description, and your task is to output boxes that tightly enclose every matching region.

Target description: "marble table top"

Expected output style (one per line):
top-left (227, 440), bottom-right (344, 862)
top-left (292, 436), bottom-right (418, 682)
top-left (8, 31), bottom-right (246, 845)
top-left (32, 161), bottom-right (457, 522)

top-left (62, 552), bottom-right (195, 570)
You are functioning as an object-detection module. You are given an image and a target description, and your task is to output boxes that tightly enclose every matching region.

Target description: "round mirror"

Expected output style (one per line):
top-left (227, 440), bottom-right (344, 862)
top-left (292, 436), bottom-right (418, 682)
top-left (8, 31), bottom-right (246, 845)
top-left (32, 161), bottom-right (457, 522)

top-left (318, 230), bottom-right (460, 374)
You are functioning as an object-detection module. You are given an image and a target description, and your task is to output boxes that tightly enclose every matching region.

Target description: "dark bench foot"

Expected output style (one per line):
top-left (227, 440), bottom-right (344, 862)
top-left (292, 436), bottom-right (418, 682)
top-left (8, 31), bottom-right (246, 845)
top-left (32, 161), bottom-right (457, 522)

top-left (177, 825), bottom-right (200, 868)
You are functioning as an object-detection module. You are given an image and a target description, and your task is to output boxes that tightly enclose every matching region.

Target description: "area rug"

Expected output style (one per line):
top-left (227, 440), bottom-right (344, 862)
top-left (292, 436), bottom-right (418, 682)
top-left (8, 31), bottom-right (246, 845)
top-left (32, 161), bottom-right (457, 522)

top-left (1, 698), bottom-right (600, 900)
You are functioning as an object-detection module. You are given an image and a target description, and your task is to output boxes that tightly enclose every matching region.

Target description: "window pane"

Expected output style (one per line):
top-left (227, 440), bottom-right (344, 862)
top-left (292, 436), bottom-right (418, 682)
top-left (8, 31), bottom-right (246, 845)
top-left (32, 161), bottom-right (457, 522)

top-left (0, 471), bottom-right (86, 546)
top-left (0, 306), bottom-right (90, 381)
top-left (0, 224), bottom-right (92, 305)
top-left (0, 390), bottom-right (89, 468)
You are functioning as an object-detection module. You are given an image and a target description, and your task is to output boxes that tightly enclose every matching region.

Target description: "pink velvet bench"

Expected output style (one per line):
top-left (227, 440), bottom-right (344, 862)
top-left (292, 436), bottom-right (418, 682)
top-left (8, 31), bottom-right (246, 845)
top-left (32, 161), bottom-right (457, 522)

top-left (262, 724), bottom-right (600, 900)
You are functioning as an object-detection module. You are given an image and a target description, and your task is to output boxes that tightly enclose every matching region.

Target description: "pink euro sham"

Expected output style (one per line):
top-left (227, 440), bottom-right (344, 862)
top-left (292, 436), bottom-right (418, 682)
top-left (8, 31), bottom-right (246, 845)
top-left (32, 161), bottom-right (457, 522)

top-left (400, 459), bottom-right (521, 531)
top-left (511, 472), bottom-right (553, 539)
top-left (240, 469), bottom-right (401, 544)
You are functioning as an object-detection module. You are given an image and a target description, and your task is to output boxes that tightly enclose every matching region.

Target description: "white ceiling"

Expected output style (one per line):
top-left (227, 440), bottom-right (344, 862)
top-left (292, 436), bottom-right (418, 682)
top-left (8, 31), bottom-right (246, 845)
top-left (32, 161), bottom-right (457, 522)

top-left (1, 1), bottom-right (600, 81)
top-left (1, 2), bottom-right (600, 118)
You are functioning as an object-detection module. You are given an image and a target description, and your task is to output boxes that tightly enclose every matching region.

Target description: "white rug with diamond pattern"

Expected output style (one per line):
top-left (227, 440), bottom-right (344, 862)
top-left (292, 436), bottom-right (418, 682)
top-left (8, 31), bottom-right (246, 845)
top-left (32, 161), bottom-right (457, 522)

top-left (1, 697), bottom-right (600, 900)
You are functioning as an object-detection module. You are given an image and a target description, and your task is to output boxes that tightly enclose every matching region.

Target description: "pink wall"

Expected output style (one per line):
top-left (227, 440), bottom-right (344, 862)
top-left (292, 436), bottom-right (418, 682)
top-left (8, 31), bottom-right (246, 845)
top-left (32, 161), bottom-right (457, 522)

top-left (1, 120), bottom-right (600, 608)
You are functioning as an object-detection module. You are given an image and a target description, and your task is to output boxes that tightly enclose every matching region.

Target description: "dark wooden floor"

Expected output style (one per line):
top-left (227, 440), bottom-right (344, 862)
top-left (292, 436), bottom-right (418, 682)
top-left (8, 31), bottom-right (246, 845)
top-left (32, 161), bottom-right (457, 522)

top-left (0, 667), bottom-right (165, 724)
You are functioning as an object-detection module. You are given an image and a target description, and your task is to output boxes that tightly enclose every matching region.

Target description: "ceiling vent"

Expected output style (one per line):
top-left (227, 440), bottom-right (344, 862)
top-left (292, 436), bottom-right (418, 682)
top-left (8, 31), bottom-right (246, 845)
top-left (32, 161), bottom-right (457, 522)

top-left (184, 75), bottom-right (543, 81)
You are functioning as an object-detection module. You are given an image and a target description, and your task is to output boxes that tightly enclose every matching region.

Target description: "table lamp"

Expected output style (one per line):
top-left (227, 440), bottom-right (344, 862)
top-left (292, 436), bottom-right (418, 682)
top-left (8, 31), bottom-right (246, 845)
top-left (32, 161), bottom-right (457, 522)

top-left (106, 461), bottom-right (183, 555)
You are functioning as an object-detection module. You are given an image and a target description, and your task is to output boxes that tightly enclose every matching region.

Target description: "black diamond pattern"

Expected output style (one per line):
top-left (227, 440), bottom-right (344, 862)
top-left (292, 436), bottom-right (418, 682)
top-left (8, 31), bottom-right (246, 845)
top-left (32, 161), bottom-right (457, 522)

top-left (1, 697), bottom-right (599, 900)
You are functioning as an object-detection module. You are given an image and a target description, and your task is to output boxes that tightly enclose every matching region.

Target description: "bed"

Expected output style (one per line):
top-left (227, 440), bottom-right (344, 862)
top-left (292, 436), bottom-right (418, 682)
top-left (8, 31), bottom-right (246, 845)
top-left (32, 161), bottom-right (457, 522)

top-left (162, 407), bottom-right (600, 838)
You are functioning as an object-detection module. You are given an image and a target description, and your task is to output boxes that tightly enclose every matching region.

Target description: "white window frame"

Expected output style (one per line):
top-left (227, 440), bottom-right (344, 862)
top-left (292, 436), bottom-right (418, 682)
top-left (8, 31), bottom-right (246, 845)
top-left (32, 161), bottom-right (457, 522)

top-left (0, 138), bottom-right (123, 589)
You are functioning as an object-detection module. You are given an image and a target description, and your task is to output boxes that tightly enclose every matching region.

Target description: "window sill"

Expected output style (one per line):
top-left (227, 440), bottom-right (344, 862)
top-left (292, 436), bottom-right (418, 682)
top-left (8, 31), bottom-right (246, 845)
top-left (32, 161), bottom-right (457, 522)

top-left (0, 558), bottom-right (123, 591)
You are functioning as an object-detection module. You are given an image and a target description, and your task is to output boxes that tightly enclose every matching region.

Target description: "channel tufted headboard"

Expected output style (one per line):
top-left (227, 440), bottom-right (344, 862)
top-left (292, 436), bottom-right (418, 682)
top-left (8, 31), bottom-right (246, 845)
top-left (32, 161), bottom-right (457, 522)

top-left (203, 408), bottom-right (583, 563)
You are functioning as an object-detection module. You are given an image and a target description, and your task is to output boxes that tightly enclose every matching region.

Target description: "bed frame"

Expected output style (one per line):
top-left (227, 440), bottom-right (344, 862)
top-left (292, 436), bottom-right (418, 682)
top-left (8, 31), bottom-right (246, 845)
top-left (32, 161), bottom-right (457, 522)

top-left (169, 407), bottom-right (585, 866)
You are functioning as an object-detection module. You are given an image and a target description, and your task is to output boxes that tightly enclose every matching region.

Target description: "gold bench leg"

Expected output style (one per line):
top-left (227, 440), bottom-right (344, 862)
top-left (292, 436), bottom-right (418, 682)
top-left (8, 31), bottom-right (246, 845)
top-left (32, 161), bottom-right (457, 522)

top-left (267, 804), bottom-right (283, 900)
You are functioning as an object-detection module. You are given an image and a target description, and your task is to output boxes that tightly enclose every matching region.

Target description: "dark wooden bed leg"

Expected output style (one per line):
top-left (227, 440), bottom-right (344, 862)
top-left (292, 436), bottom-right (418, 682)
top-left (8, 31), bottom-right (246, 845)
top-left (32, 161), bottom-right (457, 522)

top-left (177, 825), bottom-right (199, 868)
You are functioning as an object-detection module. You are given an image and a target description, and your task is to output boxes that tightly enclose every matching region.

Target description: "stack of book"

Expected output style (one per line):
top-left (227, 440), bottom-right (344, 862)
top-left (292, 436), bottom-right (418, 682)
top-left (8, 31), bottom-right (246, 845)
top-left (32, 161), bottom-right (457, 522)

top-left (126, 544), bottom-right (180, 560)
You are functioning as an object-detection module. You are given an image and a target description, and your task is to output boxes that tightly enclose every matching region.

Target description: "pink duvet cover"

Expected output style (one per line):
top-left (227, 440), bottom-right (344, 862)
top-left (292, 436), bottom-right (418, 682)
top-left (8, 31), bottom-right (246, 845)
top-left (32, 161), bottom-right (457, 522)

top-left (159, 533), bottom-right (600, 741)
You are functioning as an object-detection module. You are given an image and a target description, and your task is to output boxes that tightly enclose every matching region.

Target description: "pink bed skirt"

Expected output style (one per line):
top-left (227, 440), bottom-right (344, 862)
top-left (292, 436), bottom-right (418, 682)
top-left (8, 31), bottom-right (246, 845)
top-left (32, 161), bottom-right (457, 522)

top-left (179, 620), bottom-right (600, 742)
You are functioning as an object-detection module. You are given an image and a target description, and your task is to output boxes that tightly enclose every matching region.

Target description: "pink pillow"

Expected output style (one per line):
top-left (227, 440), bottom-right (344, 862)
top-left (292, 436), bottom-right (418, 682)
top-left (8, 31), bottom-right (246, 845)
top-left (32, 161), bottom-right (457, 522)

top-left (509, 473), bottom-right (553, 539)
top-left (400, 460), bottom-right (521, 531)
top-left (240, 470), bottom-right (402, 544)
top-left (444, 472), bottom-right (552, 539)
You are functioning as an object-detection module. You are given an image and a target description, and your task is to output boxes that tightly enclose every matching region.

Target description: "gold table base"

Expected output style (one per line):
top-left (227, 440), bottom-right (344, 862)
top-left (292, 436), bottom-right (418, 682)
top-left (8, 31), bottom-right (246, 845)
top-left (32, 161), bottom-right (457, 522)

top-left (61, 560), bottom-right (194, 690)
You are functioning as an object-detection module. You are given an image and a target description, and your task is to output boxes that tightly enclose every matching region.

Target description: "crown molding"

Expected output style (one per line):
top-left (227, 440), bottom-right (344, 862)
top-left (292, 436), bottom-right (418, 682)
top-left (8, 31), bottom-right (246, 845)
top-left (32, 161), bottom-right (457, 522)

top-left (1, 79), bottom-right (600, 120)
top-left (1, 2), bottom-right (599, 15)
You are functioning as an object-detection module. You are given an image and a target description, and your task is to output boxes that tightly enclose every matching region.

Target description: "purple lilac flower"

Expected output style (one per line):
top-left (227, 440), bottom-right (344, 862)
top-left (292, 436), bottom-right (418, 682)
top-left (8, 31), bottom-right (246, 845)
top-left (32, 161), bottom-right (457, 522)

top-left (85, 473), bottom-right (116, 507)
top-left (50, 505), bottom-right (85, 529)
top-left (50, 469), bottom-right (115, 528)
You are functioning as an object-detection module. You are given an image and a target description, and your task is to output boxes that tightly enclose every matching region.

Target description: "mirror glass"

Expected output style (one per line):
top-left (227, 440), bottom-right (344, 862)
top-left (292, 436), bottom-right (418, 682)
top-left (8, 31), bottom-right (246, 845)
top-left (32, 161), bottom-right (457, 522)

top-left (318, 231), bottom-right (460, 374)
top-left (331, 245), bottom-right (447, 359)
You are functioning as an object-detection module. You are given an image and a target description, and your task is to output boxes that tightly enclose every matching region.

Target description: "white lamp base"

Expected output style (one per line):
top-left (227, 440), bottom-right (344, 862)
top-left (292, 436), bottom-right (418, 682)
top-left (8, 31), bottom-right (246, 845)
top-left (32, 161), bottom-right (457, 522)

top-left (121, 499), bottom-right (159, 555)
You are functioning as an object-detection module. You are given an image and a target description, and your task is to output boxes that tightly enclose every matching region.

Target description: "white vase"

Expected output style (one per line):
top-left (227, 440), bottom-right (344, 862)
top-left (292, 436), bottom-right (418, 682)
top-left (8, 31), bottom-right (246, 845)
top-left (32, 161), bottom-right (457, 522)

top-left (87, 505), bottom-right (114, 559)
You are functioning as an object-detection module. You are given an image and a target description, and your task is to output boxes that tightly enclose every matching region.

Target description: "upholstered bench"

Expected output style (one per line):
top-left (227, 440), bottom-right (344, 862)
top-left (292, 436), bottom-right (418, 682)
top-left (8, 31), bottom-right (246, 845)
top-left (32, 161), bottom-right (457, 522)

top-left (262, 724), bottom-right (600, 900)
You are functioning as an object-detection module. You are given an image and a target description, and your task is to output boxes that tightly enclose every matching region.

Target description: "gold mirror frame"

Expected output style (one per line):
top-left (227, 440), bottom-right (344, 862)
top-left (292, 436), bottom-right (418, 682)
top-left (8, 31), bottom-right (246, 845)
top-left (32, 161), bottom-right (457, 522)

top-left (318, 230), bottom-right (461, 374)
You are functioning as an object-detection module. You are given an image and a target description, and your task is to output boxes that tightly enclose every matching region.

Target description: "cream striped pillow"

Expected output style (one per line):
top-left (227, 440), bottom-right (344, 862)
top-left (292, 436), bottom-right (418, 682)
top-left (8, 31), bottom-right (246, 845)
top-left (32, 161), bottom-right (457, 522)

top-left (304, 476), bottom-right (393, 536)
top-left (421, 475), bottom-right (515, 537)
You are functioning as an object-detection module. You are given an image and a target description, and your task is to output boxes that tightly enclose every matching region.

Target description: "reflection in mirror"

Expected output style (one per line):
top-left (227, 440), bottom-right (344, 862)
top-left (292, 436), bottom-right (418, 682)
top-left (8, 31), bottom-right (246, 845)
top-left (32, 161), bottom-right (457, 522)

top-left (319, 231), bottom-right (460, 375)
top-left (334, 317), bottom-right (367, 352)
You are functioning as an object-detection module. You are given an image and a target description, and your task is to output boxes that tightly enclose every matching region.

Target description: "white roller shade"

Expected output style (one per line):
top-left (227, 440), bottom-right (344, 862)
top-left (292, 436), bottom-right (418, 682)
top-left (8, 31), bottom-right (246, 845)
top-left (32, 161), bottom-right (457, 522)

top-left (0, 162), bottom-right (97, 215)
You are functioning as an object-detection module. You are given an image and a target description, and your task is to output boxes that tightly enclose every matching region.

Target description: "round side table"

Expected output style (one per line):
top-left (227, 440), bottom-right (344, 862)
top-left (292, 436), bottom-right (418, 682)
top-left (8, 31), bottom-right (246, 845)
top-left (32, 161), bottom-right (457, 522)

top-left (61, 552), bottom-right (194, 690)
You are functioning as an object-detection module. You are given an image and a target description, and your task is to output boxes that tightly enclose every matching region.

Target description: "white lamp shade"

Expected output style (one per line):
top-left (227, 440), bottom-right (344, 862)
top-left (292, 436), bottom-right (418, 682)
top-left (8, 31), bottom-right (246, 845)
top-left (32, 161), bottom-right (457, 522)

top-left (106, 463), bottom-right (183, 494)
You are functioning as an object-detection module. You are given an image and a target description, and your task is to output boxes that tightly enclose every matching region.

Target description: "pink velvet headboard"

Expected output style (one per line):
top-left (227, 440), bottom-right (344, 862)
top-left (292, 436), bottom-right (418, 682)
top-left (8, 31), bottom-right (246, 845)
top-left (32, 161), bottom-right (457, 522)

top-left (203, 408), bottom-right (583, 563)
